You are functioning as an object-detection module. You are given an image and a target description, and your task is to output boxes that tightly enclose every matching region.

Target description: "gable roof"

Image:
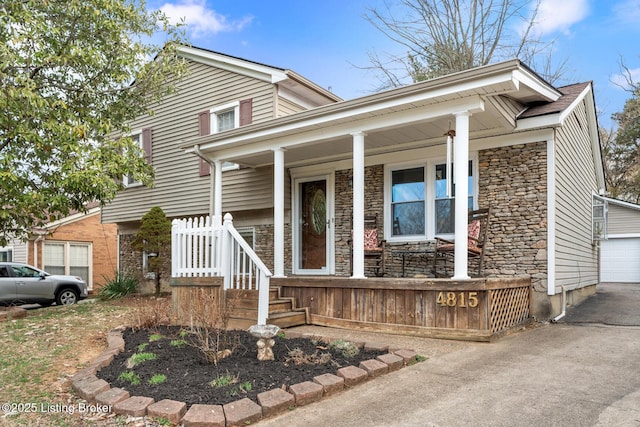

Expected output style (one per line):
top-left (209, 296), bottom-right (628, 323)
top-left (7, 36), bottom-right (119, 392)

top-left (177, 45), bottom-right (342, 105)
top-left (519, 82), bottom-right (592, 119)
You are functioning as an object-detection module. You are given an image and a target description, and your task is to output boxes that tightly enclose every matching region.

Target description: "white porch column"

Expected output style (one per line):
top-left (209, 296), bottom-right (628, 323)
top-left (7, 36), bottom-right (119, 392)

top-left (273, 148), bottom-right (285, 278)
top-left (213, 160), bottom-right (223, 220)
top-left (452, 111), bottom-right (471, 280)
top-left (351, 131), bottom-right (366, 278)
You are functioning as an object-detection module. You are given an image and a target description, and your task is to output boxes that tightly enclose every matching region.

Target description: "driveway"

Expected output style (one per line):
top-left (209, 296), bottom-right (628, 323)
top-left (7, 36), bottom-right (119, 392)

top-left (262, 283), bottom-right (640, 426)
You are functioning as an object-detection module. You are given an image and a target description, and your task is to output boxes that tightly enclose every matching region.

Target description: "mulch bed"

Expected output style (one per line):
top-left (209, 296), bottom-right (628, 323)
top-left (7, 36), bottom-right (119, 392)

top-left (97, 325), bottom-right (386, 407)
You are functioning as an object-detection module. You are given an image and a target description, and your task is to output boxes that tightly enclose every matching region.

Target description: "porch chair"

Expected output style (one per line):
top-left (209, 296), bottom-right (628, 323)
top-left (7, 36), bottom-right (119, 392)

top-left (431, 208), bottom-right (491, 277)
top-left (349, 215), bottom-right (386, 277)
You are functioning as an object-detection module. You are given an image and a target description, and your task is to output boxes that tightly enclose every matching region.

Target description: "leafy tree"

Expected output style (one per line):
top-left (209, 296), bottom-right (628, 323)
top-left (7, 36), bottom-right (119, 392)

top-left (604, 91), bottom-right (640, 203)
top-left (132, 207), bottom-right (172, 295)
top-left (363, 0), bottom-right (567, 89)
top-left (0, 0), bottom-right (187, 245)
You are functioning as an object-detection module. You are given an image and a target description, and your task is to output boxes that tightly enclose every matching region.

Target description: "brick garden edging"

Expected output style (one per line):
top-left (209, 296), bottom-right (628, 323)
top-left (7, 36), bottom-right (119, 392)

top-left (71, 327), bottom-right (419, 426)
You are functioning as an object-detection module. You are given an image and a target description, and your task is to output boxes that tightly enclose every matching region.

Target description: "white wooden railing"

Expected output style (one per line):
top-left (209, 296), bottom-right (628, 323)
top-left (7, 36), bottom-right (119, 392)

top-left (171, 213), bottom-right (272, 325)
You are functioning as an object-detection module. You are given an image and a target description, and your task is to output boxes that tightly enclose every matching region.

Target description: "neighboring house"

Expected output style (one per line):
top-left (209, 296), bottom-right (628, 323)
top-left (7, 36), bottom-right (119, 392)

top-left (598, 197), bottom-right (640, 282)
top-left (101, 46), bottom-right (341, 284)
top-left (104, 47), bottom-right (604, 321)
top-left (5, 206), bottom-right (118, 292)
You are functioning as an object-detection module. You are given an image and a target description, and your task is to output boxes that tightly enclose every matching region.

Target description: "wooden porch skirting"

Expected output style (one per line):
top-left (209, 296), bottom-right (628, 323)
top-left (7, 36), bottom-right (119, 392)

top-left (272, 276), bottom-right (531, 342)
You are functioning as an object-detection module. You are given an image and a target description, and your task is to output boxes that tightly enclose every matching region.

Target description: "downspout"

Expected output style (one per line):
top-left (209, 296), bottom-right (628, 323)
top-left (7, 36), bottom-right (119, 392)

top-left (551, 285), bottom-right (567, 323)
top-left (193, 144), bottom-right (215, 219)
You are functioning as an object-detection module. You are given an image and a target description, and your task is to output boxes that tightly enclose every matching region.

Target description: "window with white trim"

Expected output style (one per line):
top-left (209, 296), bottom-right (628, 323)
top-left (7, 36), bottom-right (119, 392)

top-left (44, 242), bottom-right (92, 288)
top-left (124, 131), bottom-right (142, 187)
top-left (211, 102), bottom-right (240, 133)
top-left (385, 158), bottom-right (477, 241)
top-left (0, 247), bottom-right (13, 262)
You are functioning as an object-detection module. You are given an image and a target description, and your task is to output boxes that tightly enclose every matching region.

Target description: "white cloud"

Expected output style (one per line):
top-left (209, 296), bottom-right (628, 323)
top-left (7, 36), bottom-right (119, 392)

top-left (159, 0), bottom-right (253, 38)
top-left (532, 0), bottom-right (590, 36)
top-left (611, 67), bottom-right (640, 91)
top-left (613, 0), bottom-right (640, 25)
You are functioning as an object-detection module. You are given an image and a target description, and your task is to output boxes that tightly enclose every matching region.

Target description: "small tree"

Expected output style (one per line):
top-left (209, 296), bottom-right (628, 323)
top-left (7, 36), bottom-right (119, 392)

top-left (132, 207), bottom-right (172, 295)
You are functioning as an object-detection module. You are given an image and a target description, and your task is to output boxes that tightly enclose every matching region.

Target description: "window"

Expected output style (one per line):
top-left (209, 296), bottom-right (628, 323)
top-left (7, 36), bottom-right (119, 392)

top-left (385, 158), bottom-right (477, 241)
top-left (592, 195), bottom-right (608, 241)
top-left (44, 242), bottom-right (92, 288)
top-left (391, 167), bottom-right (425, 236)
top-left (198, 100), bottom-right (252, 176)
top-left (123, 132), bottom-right (142, 187)
top-left (123, 129), bottom-right (152, 187)
top-left (0, 247), bottom-right (12, 262)
top-left (211, 102), bottom-right (240, 133)
top-left (434, 162), bottom-right (474, 234)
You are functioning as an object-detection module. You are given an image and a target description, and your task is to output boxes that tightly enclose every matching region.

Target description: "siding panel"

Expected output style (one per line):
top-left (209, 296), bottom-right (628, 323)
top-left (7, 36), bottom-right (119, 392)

top-left (102, 61), bottom-right (278, 223)
top-left (554, 101), bottom-right (599, 288)
top-left (607, 203), bottom-right (640, 235)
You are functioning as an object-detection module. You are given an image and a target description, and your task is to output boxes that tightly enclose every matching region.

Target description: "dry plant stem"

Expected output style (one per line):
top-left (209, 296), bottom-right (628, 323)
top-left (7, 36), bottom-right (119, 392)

top-left (179, 287), bottom-right (243, 364)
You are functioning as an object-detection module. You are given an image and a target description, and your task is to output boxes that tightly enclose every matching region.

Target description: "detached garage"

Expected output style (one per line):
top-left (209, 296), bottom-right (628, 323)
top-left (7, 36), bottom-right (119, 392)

top-left (599, 197), bottom-right (640, 283)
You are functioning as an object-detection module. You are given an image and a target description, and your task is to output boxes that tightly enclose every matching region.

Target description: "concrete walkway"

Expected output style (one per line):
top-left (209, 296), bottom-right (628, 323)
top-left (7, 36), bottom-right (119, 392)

top-left (261, 283), bottom-right (640, 426)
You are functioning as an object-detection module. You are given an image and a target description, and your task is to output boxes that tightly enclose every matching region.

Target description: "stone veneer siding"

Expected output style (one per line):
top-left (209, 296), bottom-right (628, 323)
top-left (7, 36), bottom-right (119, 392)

top-left (478, 142), bottom-right (548, 293)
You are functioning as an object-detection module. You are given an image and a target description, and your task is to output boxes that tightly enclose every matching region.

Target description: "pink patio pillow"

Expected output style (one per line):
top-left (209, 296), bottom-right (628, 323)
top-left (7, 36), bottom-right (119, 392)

top-left (363, 229), bottom-right (379, 250)
top-left (468, 219), bottom-right (481, 248)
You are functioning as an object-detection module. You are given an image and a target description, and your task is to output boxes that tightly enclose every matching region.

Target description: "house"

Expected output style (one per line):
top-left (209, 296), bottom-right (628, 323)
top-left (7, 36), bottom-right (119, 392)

top-left (597, 196), bottom-right (640, 282)
top-left (3, 206), bottom-right (118, 293)
top-left (101, 46), bottom-right (341, 286)
top-left (103, 46), bottom-right (604, 333)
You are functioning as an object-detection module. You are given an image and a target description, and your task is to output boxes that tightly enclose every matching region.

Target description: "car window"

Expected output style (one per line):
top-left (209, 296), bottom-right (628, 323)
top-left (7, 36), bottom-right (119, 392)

top-left (0, 267), bottom-right (10, 277)
top-left (10, 266), bottom-right (41, 278)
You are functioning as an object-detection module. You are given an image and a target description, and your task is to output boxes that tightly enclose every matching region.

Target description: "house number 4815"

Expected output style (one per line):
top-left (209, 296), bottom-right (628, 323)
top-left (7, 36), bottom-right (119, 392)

top-left (436, 291), bottom-right (479, 308)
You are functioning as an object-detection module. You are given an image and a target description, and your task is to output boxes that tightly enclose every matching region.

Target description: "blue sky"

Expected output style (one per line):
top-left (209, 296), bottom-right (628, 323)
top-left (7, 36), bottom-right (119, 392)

top-left (147, 0), bottom-right (640, 129)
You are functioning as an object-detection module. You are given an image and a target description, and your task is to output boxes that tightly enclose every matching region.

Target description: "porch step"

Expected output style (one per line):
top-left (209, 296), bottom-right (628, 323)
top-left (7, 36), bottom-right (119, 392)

top-left (226, 286), bottom-right (308, 329)
top-left (227, 309), bottom-right (308, 330)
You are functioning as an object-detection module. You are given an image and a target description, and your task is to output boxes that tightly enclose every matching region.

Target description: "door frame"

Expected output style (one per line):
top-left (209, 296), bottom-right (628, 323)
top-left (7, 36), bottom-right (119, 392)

top-left (291, 171), bottom-right (335, 275)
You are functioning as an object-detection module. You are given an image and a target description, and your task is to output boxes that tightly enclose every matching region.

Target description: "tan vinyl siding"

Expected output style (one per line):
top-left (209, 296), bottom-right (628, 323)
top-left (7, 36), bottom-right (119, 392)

top-left (277, 96), bottom-right (308, 117)
top-left (554, 100), bottom-right (599, 287)
top-left (102, 61), bottom-right (277, 224)
top-left (607, 203), bottom-right (640, 235)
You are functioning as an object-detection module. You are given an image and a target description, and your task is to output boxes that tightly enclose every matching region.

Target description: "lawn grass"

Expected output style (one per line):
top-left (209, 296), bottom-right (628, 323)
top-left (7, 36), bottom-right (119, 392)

top-left (0, 298), bottom-right (145, 426)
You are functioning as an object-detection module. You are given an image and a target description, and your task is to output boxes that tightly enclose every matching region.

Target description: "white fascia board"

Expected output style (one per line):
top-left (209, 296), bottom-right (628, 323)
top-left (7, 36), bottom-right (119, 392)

top-left (177, 46), bottom-right (288, 84)
top-left (515, 113), bottom-right (561, 132)
top-left (512, 69), bottom-right (561, 101)
top-left (601, 196), bottom-right (640, 211)
top-left (194, 96), bottom-right (486, 158)
top-left (558, 84), bottom-right (591, 125)
top-left (607, 233), bottom-right (640, 238)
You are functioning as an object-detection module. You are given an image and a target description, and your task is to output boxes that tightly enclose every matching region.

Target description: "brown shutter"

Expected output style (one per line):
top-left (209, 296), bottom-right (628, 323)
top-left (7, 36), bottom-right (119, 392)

top-left (198, 111), bottom-right (211, 176)
top-left (239, 99), bottom-right (252, 126)
top-left (141, 128), bottom-right (152, 164)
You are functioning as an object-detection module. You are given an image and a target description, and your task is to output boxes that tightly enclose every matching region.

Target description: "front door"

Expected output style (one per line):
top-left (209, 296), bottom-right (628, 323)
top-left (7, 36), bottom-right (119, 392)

top-left (294, 175), bottom-right (334, 274)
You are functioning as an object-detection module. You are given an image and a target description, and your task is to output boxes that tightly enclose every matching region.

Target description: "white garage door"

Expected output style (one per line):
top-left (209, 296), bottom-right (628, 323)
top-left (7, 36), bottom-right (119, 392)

top-left (601, 238), bottom-right (640, 282)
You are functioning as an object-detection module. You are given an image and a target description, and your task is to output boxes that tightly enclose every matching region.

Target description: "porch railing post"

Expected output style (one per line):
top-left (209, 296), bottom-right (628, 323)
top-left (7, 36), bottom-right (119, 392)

top-left (221, 213), bottom-right (233, 289)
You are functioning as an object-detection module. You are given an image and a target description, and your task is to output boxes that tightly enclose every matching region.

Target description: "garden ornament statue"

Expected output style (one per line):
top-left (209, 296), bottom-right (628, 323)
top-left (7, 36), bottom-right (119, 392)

top-left (248, 324), bottom-right (280, 361)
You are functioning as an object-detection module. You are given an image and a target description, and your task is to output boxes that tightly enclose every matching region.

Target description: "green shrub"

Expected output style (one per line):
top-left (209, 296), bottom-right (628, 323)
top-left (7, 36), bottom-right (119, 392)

top-left (98, 272), bottom-right (138, 300)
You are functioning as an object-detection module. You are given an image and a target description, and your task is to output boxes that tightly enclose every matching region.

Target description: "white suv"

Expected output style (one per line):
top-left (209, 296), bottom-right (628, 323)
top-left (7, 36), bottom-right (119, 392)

top-left (0, 262), bottom-right (88, 306)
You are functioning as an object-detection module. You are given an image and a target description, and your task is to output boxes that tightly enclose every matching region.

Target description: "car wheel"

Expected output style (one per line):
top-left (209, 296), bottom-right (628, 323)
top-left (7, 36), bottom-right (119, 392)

top-left (56, 289), bottom-right (78, 306)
